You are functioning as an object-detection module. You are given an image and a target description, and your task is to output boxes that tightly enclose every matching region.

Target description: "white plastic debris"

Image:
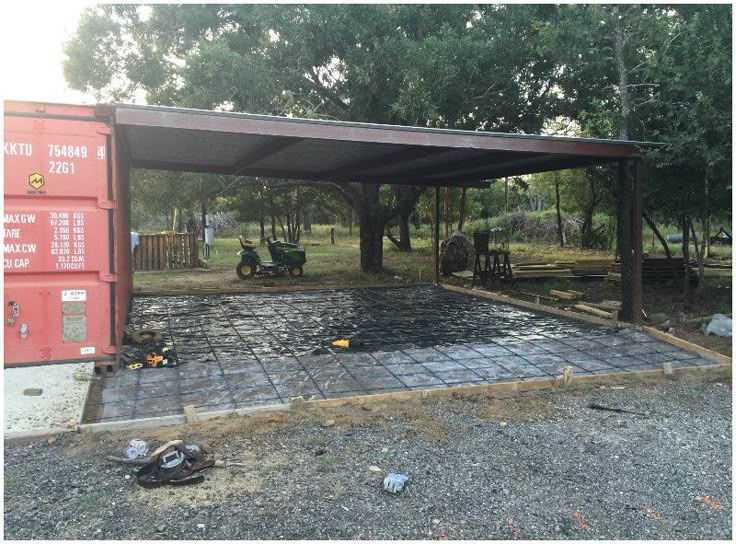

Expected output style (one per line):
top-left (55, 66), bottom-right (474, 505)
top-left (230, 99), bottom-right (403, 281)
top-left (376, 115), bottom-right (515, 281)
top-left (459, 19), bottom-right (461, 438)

top-left (383, 472), bottom-right (409, 494)
top-left (702, 314), bottom-right (732, 337)
top-left (124, 439), bottom-right (149, 459)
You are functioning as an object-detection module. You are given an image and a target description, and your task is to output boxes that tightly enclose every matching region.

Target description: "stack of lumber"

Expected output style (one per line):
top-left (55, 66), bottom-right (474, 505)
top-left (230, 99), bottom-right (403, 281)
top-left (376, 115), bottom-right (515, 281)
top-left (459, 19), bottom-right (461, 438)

top-left (568, 259), bottom-right (611, 276)
top-left (511, 259), bottom-right (613, 279)
top-left (584, 300), bottom-right (622, 311)
top-left (703, 262), bottom-right (732, 270)
top-left (511, 262), bottom-right (572, 279)
top-left (607, 257), bottom-right (698, 284)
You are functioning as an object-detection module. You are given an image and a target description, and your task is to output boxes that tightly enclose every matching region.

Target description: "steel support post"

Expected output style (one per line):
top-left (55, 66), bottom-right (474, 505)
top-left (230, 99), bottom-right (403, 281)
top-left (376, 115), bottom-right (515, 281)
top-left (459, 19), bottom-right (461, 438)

top-left (434, 185), bottom-right (441, 284)
top-left (631, 159), bottom-right (644, 324)
top-left (444, 186), bottom-right (450, 238)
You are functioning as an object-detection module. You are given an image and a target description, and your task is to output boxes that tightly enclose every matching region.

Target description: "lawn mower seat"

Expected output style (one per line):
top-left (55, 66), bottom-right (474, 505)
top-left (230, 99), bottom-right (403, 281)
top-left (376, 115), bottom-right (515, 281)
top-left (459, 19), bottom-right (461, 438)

top-left (239, 235), bottom-right (257, 249)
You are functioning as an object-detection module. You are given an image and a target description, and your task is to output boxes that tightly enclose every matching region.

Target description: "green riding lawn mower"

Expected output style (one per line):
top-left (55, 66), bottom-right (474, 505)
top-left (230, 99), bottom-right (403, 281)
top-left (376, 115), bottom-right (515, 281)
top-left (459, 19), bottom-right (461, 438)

top-left (236, 235), bottom-right (307, 279)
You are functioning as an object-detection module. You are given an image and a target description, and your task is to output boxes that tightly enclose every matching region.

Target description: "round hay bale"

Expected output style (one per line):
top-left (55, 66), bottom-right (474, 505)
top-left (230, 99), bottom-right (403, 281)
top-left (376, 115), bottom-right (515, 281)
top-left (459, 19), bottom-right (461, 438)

top-left (440, 231), bottom-right (474, 275)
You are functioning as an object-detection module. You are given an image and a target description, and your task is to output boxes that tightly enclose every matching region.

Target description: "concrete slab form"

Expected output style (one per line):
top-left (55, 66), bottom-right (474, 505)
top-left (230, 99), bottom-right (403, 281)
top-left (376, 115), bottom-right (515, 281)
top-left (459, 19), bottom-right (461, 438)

top-left (84, 286), bottom-right (724, 424)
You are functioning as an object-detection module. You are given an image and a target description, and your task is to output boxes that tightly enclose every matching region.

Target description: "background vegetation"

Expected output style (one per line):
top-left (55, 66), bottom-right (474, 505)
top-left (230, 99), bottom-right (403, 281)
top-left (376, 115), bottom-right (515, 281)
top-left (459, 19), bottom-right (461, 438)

top-left (64, 4), bottom-right (732, 291)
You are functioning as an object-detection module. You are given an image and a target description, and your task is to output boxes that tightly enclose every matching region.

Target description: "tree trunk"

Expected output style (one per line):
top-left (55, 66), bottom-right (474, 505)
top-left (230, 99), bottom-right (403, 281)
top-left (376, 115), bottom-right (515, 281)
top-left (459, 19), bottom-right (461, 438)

top-left (681, 216), bottom-right (690, 294)
top-left (457, 187), bottom-right (468, 232)
top-left (613, 9), bottom-right (637, 322)
top-left (348, 208), bottom-right (353, 236)
top-left (294, 187), bottom-right (301, 242)
top-left (613, 9), bottom-right (631, 141)
top-left (201, 201), bottom-right (207, 248)
top-left (644, 213), bottom-right (681, 289)
top-left (398, 208), bottom-right (411, 251)
top-left (388, 188), bottom-right (418, 252)
top-left (303, 207), bottom-right (312, 234)
top-left (692, 222), bottom-right (705, 291)
top-left (581, 206), bottom-right (594, 248)
top-left (703, 170), bottom-right (710, 259)
top-left (580, 176), bottom-right (599, 248)
top-left (259, 213), bottom-right (266, 242)
top-left (278, 215), bottom-right (288, 241)
top-left (270, 214), bottom-right (277, 240)
top-left (385, 225), bottom-right (400, 247)
top-left (358, 185), bottom-right (386, 273)
top-left (555, 175), bottom-right (564, 248)
top-left (175, 208), bottom-right (184, 233)
top-left (359, 212), bottom-right (385, 273)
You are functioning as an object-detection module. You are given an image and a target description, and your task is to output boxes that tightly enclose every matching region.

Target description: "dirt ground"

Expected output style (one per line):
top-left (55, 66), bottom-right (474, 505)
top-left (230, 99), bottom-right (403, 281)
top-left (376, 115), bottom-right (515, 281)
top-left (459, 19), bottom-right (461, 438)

top-left (4, 375), bottom-right (731, 540)
top-left (445, 273), bottom-right (732, 357)
top-left (133, 237), bottom-right (732, 357)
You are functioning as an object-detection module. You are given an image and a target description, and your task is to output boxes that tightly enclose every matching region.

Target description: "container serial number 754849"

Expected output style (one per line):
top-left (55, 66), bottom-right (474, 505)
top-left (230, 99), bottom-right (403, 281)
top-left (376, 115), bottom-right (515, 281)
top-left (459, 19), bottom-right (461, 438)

top-left (47, 144), bottom-right (88, 175)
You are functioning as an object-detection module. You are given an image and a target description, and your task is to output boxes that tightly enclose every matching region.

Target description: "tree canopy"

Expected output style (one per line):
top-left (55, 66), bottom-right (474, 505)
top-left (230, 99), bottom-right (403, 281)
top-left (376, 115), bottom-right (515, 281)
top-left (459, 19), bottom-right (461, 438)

top-left (64, 3), bottom-right (731, 274)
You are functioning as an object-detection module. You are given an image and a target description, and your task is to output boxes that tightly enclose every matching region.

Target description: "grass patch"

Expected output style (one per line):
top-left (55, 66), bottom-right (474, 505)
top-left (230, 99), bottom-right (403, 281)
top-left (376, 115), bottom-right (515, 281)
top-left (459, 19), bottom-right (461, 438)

top-left (134, 233), bottom-right (436, 291)
top-left (76, 491), bottom-right (103, 510)
top-left (316, 456), bottom-right (338, 474)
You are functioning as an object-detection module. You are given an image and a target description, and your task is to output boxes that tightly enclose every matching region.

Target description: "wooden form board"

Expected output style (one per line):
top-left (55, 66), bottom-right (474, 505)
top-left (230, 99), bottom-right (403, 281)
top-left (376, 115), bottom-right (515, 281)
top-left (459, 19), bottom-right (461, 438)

top-left (574, 303), bottom-right (614, 319)
top-left (549, 289), bottom-right (581, 300)
top-left (74, 362), bottom-right (731, 436)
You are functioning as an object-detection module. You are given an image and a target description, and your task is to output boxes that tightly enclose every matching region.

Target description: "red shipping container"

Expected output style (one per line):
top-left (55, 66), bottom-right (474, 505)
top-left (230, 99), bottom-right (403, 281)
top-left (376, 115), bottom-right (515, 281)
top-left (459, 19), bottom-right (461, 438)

top-left (4, 101), bottom-right (131, 366)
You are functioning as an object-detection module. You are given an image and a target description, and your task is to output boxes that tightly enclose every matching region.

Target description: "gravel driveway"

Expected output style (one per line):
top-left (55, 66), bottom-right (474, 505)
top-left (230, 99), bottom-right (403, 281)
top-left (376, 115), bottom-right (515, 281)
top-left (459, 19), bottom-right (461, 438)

top-left (4, 379), bottom-right (731, 540)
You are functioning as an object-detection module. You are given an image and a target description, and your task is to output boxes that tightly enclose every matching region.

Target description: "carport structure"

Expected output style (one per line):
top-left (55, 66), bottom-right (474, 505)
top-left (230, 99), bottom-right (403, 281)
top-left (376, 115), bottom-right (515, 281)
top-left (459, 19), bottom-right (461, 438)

top-left (112, 103), bottom-right (648, 322)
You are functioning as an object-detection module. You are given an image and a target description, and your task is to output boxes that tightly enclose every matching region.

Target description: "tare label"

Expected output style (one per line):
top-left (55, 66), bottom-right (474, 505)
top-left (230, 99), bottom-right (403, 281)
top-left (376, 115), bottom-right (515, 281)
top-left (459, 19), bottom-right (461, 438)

top-left (62, 289), bottom-right (87, 302)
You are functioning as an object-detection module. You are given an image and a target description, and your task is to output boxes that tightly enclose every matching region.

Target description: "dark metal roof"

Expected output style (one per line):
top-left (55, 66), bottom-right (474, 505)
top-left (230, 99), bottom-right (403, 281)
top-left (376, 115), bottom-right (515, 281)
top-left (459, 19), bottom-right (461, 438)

top-left (114, 103), bottom-right (650, 187)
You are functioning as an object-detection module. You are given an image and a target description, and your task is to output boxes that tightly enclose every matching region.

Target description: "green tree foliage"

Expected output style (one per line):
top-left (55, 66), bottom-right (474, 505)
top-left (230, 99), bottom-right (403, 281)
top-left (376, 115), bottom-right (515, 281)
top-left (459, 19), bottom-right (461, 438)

top-left (537, 4), bottom-right (730, 296)
top-left (534, 167), bottom-right (613, 248)
top-left (63, 4), bottom-right (731, 283)
top-left (63, 4), bottom-right (564, 272)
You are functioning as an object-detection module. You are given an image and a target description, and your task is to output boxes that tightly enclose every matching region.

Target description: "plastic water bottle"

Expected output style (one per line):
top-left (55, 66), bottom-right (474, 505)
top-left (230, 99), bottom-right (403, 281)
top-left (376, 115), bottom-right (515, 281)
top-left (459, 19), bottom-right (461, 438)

top-left (125, 439), bottom-right (149, 459)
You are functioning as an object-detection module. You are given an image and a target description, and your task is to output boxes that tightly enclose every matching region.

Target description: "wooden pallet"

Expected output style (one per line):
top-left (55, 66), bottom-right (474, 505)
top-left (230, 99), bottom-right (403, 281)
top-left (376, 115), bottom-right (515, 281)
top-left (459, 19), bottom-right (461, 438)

top-left (608, 257), bottom-right (700, 284)
top-left (134, 233), bottom-right (200, 271)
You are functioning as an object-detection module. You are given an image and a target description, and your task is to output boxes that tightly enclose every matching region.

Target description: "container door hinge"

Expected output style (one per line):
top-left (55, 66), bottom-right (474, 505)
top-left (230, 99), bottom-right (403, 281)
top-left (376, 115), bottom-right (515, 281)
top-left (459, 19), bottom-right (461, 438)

top-left (96, 126), bottom-right (113, 135)
top-left (100, 274), bottom-right (117, 283)
top-left (103, 345), bottom-right (118, 355)
top-left (99, 201), bottom-right (116, 210)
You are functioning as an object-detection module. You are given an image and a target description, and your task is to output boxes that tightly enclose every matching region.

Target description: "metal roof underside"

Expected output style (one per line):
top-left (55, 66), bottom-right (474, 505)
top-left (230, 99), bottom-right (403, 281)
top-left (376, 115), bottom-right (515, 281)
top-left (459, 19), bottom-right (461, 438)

top-left (114, 104), bottom-right (646, 188)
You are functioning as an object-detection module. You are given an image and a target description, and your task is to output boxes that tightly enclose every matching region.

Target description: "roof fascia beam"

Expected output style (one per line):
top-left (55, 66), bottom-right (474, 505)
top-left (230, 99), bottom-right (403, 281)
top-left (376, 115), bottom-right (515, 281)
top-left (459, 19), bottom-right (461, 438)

top-left (114, 106), bottom-right (641, 159)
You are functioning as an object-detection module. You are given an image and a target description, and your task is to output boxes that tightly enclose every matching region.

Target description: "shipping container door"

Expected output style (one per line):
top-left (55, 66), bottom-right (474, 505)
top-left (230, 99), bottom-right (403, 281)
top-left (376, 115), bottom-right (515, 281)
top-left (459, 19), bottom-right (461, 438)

top-left (4, 111), bottom-right (116, 365)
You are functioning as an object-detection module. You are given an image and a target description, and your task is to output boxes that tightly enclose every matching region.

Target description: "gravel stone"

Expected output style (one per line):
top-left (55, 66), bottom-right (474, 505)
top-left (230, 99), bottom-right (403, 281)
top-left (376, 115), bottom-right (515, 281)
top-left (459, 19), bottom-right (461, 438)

top-left (4, 380), bottom-right (730, 540)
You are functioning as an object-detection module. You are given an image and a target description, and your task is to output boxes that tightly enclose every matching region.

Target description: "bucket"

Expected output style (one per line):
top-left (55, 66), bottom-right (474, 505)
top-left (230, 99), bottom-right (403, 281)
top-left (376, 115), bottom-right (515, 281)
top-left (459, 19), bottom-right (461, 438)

top-left (473, 231), bottom-right (490, 254)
